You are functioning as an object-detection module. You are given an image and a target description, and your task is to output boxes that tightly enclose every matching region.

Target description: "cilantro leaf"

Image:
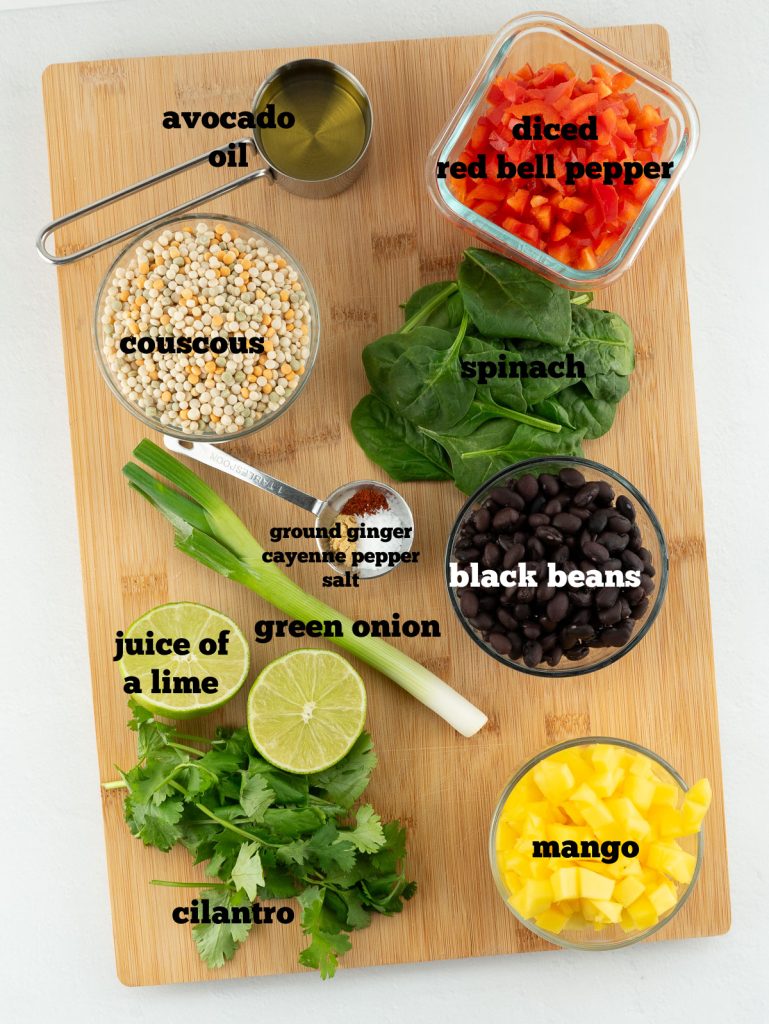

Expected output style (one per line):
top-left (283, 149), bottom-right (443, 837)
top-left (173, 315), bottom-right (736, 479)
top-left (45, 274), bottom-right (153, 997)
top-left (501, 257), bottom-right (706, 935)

top-left (263, 806), bottom-right (324, 838)
top-left (239, 771), bottom-right (275, 821)
top-left (125, 796), bottom-right (183, 850)
top-left (311, 733), bottom-right (377, 809)
top-left (192, 888), bottom-right (252, 969)
top-left (230, 842), bottom-right (264, 901)
top-left (127, 699), bottom-right (176, 759)
top-left (343, 804), bottom-right (386, 853)
top-left (306, 822), bottom-right (357, 873)
top-left (297, 887), bottom-right (352, 980)
top-left (276, 839), bottom-right (310, 867)
top-left (341, 890), bottom-right (371, 929)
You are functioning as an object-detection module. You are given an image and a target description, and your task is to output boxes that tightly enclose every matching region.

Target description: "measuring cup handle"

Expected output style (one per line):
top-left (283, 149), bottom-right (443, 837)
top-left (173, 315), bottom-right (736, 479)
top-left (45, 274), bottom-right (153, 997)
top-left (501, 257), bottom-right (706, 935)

top-left (36, 138), bottom-right (272, 266)
top-left (163, 437), bottom-right (324, 517)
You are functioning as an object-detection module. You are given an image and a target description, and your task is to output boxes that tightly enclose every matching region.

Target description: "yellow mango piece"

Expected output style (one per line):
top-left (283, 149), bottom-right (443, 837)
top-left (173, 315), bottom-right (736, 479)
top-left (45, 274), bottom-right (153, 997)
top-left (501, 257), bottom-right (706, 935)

top-left (495, 820), bottom-right (517, 852)
top-left (591, 899), bottom-right (623, 924)
top-left (510, 879), bottom-right (553, 920)
top-left (623, 774), bottom-right (657, 811)
top-left (550, 867), bottom-right (579, 901)
top-left (592, 768), bottom-right (625, 798)
top-left (590, 744), bottom-right (624, 773)
top-left (535, 907), bottom-right (570, 934)
top-left (546, 823), bottom-right (592, 845)
top-left (649, 805), bottom-right (684, 838)
top-left (605, 855), bottom-right (643, 880)
top-left (503, 870), bottom-right (524, 896)
top-left (652, 781), bottom-right (679, 807)
top-left (606, 797), bottom-right (651, 840)
top-left (626, 895), bottom-right (660, 930)
top-left (647, 843), bottom-right (697, 884)
top-left (614, 876), bottom-right (646, 907)
top-left (578, 867), bottom-right (615, 901)
top-left (561, 801), bottom-right (588, 825)
top-left (648, 881), bottom-right (679, 916)
top-left (581, 898), bottom-right (599, 922)
top-left (555, 898), bottom-right (579, 917)
top-left (571, 783), bottom-right (600, 805)
top-left (619, 909), bottom-right (636, 933)
top-left (686, 779), bottom-right (712, 808)
top-left (627, 752), bottom-right (656, 777)
top-left (533, 760), bottom-right (576, 803)
top-left (581, 800), bottom-right (615, 830)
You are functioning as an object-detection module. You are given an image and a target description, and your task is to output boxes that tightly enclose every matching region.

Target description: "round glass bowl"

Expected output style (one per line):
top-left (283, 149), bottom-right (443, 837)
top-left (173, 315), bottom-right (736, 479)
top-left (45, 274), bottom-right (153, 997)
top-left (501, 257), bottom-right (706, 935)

top-left (93, 213), bottom-right (320, 442)
top-left (489, 737), bottom-right (704, 950)
top-left (445, 456), bottom-right (668, 677)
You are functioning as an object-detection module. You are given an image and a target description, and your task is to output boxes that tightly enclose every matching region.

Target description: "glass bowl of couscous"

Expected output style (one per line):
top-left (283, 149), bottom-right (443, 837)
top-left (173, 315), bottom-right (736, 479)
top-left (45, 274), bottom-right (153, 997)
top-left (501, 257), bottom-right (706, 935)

top-left (93, 214), bottom-right (320, 440)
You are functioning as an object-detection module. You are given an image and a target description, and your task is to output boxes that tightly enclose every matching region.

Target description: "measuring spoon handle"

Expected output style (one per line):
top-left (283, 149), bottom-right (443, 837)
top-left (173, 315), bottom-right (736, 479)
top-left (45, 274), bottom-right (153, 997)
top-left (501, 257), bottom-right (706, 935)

top-left (164, 437), bottom-right (324, 517)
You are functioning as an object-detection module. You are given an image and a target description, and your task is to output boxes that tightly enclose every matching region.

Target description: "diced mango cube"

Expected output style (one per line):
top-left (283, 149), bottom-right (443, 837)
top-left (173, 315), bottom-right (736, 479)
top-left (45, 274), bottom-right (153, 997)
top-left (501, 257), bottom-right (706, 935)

top-left (614, 876), bottom-right (646, 907)
top-left (535, 907), bottom-right (569, 934)
top-left (578, 867), bottom-right (615, 901)
top-left (686, 779), bottom-right (712, 808)
top-left (626, 895), bottom-right (659, 930)
top-left (510, 879), bottom-right (553, 919)
top-left (623, 774), bottom-right (657, 811)
top-left (647, 843), bottom-right (697, 884)
top-left (647, 881), bottom-right (679, 916)
top-left (571, 783), bottom-right (600, 805)
top-left (606, 797), bottom-right (651, 840)
top-left (652, 781), bottom-right (679, 807)
top-left (592, 768), bottom-right (625, 798)
top-left (533, 760), bottom-right (576, 803)
top-left (590, 744), bottom-right (624, 773)
top-left (550, 867), bottom-right (579, 901)
top-left (591, 899), bottom-right (623, 924)
top-left (580, 800), bottom-right (615, 830)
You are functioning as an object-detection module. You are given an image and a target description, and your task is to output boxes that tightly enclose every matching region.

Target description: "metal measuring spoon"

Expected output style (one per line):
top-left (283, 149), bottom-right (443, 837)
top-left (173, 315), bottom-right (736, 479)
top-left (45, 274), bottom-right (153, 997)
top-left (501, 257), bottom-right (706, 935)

top-left (164, 437), bottom-right (413, 580)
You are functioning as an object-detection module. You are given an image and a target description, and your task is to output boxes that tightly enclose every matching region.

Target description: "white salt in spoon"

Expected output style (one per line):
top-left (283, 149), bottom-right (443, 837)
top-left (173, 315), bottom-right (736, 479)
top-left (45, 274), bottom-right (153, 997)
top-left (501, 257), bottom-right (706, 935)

top-left (164, 436), bottom-right (414, 580)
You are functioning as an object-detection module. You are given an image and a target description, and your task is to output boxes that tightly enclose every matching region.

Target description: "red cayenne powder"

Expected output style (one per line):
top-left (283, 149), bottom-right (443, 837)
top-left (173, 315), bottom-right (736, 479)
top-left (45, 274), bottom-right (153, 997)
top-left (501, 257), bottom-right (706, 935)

top-left (341, 487), bottom-right (389, 516)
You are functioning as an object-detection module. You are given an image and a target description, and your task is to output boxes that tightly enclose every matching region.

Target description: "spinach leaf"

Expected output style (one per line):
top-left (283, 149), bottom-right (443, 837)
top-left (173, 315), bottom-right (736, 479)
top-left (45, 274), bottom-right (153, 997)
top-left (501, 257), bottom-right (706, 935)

top-left (460, 336), bottom-right (526, 410)
top-left (568, 305), bottom-right (635, 376)
top-left (533, 383), bottom-right (616, 440)
top-left (402, 281), bottom-right (464, 330)
top-left (362, 326), bottom-right (453, 397)
top-left (386, 314), bottom-right (475, 431)
top-left (350, 394), bottom-right (451, 481)
top-left (458, 247), bottom-right (572, 347)
top-left (583, 371), bottom-right (630, 404)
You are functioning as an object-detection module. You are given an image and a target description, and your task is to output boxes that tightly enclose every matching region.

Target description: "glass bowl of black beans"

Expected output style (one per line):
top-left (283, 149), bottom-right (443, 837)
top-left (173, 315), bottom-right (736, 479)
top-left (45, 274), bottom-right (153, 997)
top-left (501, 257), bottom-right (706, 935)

top-left (445, 457), bottom-right (668, 676)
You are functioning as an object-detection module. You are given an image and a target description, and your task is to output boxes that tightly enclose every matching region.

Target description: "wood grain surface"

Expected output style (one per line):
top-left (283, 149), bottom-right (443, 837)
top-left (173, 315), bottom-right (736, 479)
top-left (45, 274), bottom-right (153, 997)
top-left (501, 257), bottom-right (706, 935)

top-left (42, 26), bottom-right (730, 986)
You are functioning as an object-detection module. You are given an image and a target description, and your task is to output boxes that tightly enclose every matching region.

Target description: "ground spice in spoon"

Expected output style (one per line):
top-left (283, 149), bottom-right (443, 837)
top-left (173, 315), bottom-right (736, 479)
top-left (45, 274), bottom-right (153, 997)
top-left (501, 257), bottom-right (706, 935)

top-left (341, 487), bottom-right (389, 516)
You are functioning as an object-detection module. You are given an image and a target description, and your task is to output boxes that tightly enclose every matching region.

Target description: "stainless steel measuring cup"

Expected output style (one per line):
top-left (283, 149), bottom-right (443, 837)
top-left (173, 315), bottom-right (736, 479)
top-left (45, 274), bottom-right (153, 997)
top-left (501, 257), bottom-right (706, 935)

top-left (37, 59), bottom-right (373, 265)
top-left (164, 436), bottom-right (414, 580)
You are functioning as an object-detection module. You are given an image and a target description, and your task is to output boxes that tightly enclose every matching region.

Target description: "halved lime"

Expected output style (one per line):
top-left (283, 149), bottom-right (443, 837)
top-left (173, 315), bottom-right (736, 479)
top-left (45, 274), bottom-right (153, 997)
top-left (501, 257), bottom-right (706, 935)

top-left (247, 649), bottom-right (366, 774)
top-left (119, 602), bottom-right (249, 719)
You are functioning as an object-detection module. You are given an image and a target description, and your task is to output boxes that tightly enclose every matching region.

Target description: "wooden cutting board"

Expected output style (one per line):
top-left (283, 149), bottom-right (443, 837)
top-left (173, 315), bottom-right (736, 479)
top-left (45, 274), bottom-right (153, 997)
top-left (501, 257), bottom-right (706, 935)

top-left (42, 25), bottom-right (730, 986)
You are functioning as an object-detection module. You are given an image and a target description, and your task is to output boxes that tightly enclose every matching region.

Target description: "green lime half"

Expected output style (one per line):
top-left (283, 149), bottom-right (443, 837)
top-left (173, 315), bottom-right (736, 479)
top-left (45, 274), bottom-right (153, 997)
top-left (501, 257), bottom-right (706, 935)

top-left (247, 649), bottom-right (366, 774)
top-left (119, 602), bottom-right (249, 719)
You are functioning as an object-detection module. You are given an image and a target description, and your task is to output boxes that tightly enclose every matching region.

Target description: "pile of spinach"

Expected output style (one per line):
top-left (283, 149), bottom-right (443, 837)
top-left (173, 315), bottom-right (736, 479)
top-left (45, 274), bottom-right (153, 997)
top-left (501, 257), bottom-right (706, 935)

top-left (351, 248), bottom-right (635, 494)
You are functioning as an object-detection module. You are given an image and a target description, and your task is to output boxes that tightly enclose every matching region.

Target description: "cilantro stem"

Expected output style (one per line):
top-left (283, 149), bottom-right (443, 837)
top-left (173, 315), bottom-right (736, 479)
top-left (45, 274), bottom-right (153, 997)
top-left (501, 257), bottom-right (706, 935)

top-left (167, 782), bottom-right (279, 848)
top-left (102, 779), bottom-right (128, 789)
top-left (150, 879), bottom-right (233, 890)
top-left (170, 741), bottom-right (208, 756)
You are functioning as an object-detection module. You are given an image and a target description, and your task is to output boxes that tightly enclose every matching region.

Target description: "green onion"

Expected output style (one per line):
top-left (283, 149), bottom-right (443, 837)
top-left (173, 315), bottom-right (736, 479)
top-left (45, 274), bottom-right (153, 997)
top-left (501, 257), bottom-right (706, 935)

top-left (124, 440), bottom-right (487, 737)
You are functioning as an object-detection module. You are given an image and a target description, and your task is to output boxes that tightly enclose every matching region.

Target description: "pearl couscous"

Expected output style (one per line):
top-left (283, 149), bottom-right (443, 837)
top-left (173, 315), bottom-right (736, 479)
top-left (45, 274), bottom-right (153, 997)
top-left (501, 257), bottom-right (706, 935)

top-left (99, 221), bottom-right (312, 436)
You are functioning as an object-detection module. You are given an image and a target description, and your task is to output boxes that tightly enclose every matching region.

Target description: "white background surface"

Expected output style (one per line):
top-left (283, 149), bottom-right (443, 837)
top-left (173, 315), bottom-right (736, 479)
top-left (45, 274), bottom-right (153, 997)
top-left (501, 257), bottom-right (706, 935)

top-left (2, 0), bottom-right (767, 1020)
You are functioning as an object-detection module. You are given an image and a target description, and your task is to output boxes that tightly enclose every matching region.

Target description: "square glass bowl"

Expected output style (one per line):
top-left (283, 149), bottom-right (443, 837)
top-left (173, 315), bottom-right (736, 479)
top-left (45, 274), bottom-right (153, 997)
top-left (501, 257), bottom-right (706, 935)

top-left (426, 12), bottom-right (699, 288)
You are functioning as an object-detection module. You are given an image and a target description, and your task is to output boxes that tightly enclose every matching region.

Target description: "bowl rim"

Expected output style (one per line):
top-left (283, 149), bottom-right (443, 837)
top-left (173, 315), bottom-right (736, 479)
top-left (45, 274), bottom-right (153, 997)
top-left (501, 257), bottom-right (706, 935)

top-left (426, 10), bottom-right (700, 289)
top-left (92, 211), bottom-right (321, 444)
top-left (444, 455), bottom-right (669, 677)
top-left (488, 735), bottom-right (705, 951)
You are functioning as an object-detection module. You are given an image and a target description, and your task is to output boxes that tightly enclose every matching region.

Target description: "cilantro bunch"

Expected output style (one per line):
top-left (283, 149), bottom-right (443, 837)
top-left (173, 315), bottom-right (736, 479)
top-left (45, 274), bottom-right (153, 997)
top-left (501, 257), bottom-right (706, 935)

top-left (115, 700), bottom-right (415, 978)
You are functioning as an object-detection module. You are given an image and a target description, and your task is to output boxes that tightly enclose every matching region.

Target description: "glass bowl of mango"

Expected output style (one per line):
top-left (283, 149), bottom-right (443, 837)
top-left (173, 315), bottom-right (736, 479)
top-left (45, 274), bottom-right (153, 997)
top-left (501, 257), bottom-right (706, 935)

top-left (489, 737), bottom-right (711, 949)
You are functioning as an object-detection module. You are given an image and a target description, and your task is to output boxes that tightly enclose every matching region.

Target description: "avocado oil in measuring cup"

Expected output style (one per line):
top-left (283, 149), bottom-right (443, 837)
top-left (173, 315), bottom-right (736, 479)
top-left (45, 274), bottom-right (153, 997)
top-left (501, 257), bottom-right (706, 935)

top-left (255, 61), bottom-right (370, 184)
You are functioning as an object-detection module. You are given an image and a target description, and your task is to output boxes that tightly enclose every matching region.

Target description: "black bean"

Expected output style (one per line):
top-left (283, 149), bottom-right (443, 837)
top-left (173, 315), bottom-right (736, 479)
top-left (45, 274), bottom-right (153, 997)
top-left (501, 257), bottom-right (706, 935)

top-left (508, 633), bottom-right (524, 658)
top-left (630, 597), bottom-right (649, 620)
top-left (539, 473), bottom-right (560, 497)
top-left (626, 585), bottom-right (645, 605)
top-left (596, 481), bottom-right (615, 505)
top-left (573, 482), bottom-right (601, 507)
top-left (543, 499), bottom-right (562, 516)
top-left (553, 512), bottom-right (581, 533)
top-left (604, 558), bottom-right (623, 571)
top-left (640, 573), bottom-right (655, 595)
top-left (583, 539), bottom-right (610, 563)
top-left (514, 605), bottom-right (531, 622)
top-left (616, 495), bottom-right (636, 521)
top-left (541, 633), bottom-right (557, 653)
top-left (460, 592), bottom-right (479, 617)
top-left (621, 549), bottom-right (644, 572)
top-left (638, 547), bottom-right (652, 565)
top-left (513, 531), bottom-right (527, 545)
top-left (523, 623), bottom-right (542, 640)
top-left (598, 601), bottom-right (623, 626)
top-left (503, 548), bottom-right (520, 570)
top-left (470, 612), bottom-right (494, 631)
top-left (596, 586), bottom-right (620, 609)
top-left (547, 592), bottom-right (570, 622)
top-left (473, 508), bottom-right (490, 532)
top-left (516, 474), bottom-right (539, 502)
top-left (570, 507), bottom-right (591, 522)
top-left (608, 514), bottom-right (632, 534)
top-left (497, 607), bottom-right (517, 630)
top-left (601, 626), bottom-right (630, 646)
top-left (478, 594), bottom-right (497, 610)
top-left (455, 546), bottom-right (480, 562)
top-left (569, 590), bottom-right (593, 608)
top-left (536, 525), bottom-right (564, 545)
top-left (553, 545), bottom-right (571, 562)
top-left (492, 507), bottom-right (520, 531)
top-left (488, 633), bottom-right (512, 656)
top-left (572, 609), bottom-right (593, 626)
top-left (628, 525), bottom-right (642, 549)
top-left (527, 538), bottom-right (545, 559)
top-left (482, 542), bottom-right (501, 568)
top-left (546, 647), bottom-right (563, 667)
top-left (500, 586), bottom-right (516, 606)
top-left (559, 467), bottom-right (585, 489)
top-left (523, 641), bottom-right (543, 667)
top-left (537, 584), bottom-right (556, 603)
top-left (530, 495), bottom-right (546, 514)
top-left (490, 487), bottom-right (517, 506)
top-left (600, 531), bottom-right (629, 554)
top-left (565, 644), bottom-right (590, 661)
top-left (588, 509), bottom-right (609, 534)
top-left (528, 512), bottom-right (550, 528)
